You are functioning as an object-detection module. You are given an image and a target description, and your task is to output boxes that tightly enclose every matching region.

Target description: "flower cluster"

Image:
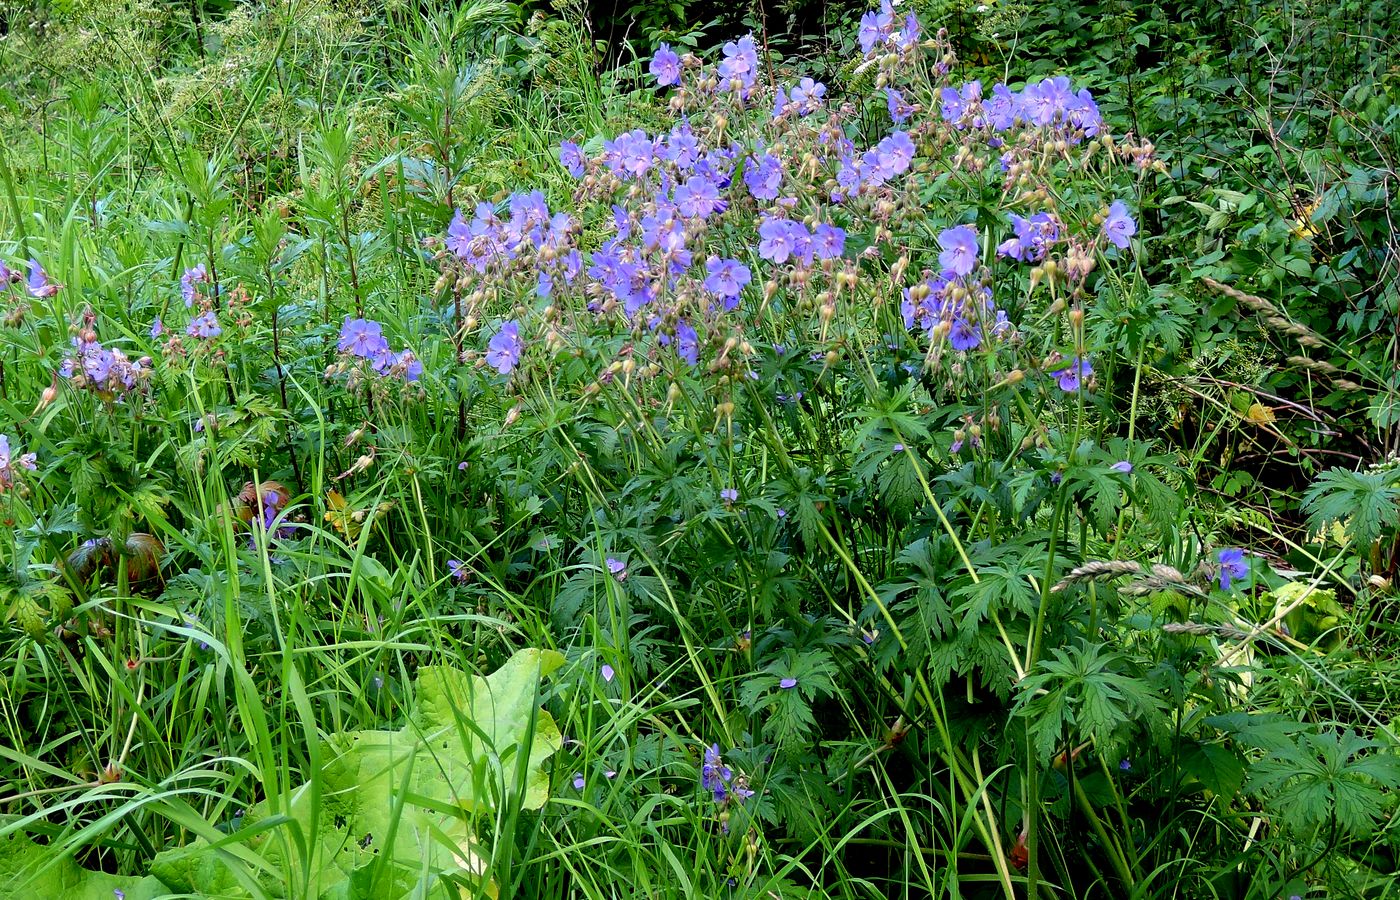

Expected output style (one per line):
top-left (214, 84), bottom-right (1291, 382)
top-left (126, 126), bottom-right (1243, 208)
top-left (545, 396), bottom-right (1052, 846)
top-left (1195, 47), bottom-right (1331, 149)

top-left (334, 317), bottom-right (423, 384)
top-left (0, 434), bottom-right (37, 493)
top-left (424, 0), bottom-right (1148, 417)
top-left (60, 313), bottom-right (155, 400)
top-left (701, 743), bottom-right (754, 805)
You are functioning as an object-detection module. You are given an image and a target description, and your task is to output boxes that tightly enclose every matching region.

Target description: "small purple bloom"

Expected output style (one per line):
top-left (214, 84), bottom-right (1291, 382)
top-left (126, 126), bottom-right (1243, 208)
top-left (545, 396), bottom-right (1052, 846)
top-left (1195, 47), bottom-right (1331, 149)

top-left (447, 559), bottom-right (468, 583)
top-left (26, 259), bottom-right (58, 298)
top-left (701, 743), bottom-right (734, 802)
top-left (811, 223), bottom-right (846, 260)
top-left (938, 225), bottom-right (980, 278)
top-left (1218, 548), bottom-right (1249, 590)
top-left (789, 77), bottom-right (826, 113)
top-left (559, 141), bottom-right (586, 178)
top-left (1103, 200), bottom-right (1137, 249)
top-left (675, 319), bottom-right (700, 366)
top-left (885, 87), bottom-right (913, 124)
top-left (650, 43), bottom-right (682, 87)
top-left (601, 663), bottom-right (616, 683)
top-left (743, 153), bottom-right (784, 201)
top-left (187, 311), bottom-right (221, 339)
top-left (486, 320), bottom-right (523, 374)
top-left (757, 217), bottom-right (810, 265)
top-left (180, 263), bottom-right (207, 305)
top-left (949, 317), bottom-right (981, 352)
top-left (1111, 460), bottom-right (1133, 473)
top-left (339, 317), bottom-right (389, 358)
top-left (1119, 759), bottom-right (1131, 771)
top-left (573, 773), bottom-right (585, 790)
top-left (779, 677), bottom-right (798, 689)
top-left (151, 317), bottom-right (164, 339)
top-left (703, 257), bottom-right (751, 304)
top-left (720, 487), bottom-right (739, 503)
top-left (1050, 356), bottom-right (1092, 392)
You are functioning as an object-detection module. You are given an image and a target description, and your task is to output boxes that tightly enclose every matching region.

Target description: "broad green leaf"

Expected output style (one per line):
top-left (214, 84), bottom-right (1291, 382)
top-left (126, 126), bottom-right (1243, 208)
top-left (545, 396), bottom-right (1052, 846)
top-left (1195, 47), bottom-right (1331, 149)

top-left (0, 831), bottom-right (169, 899)
top-left (145, 649), bottom-right (564, 899)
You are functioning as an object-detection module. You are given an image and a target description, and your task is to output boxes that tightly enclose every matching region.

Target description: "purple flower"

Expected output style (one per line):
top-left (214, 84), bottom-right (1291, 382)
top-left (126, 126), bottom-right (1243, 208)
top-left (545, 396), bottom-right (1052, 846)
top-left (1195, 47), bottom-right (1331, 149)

top-left (869, 131), bottom-right (915, 181)
top-left (187, 311), bottom-right (221, 339)
top-left (675, 319), bottom-right (700, 366)
top-left (1103, 200), bottom-right (1137, 249)
top-left (1218, 548), bottom-right (1249, 590)
top-left (674, 175), bottom-right (723, 220)
top-left (701, 743), bottom-right (734, 802)
top-left (559, 141), bottom-right (586, 178)
top-left (948, 317), bottom-right (980, 352)
top-left (720, 487), bottom-right (739, 503)
top-left (151, 317), bottom-right (164, 339)
top-left (486, 320), bottom-right (523, 374)
top-left (717, 34), bottom-right (760, 93)
top-left (1119, 759), bottom-right (1131, 771)
top-left (703, 257), bottom-right (751, 305)
top-left (605, 557), bottom-right (627, 581)
top-left (743, 153), bottom-right (784, 201)
top-left (939, 81), bottom-right (982, 127)
top-left (0, 259), bottom-right (13, 284)
top-left (0, 435), bottom-right (37, 492)
top-left (997, 212), bottom-right (1059, 262)
top-left (789, 77), bottom-right (826, 113)
top-left (601, 663), bottom-right (616, 682)
top-left (573, 773), bottom-right (585, 790)
top-left (1050, 356), bottom-right (1092, 392)
top-left (938, 225), bottom-right (980, 278)
top-left (757, 217), bottom-right (811, 265)
top-left (666, 121), bottom-right (701, 169)
top-left (1111, 460), bottom-right (1133, 473)
top-left (811, 223), bottom-right (846, 260)
top-left (779, 677), bottom-right (798, 689)
top-left (339, 317), bottom-right (389, 359)
top-left (885, 87), bottom-right (914, 124)
top-left (650, 42), bottom-right (681, 87)
top-left (26, 259), bottom-right (58, 298)
top-left (180, 263), bottom-right (207, 305)
top-left (447, 559), bottom-right (468, 582)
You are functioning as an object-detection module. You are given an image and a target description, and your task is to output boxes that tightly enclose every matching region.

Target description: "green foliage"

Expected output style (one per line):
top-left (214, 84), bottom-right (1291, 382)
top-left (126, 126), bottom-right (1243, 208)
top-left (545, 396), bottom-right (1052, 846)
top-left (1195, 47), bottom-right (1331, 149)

top-left (3, 650), bottom-right (563, 899)
top-left (0, 1), bottom-right (1397, 898)
top-left (1249, 729), bottom-right (1400, 840)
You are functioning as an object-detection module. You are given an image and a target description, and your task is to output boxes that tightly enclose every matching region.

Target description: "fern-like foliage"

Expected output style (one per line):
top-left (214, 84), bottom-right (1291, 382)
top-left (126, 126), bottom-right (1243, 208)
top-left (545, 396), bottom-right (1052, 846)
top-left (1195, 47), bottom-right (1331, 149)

top-left (1300, 467), bottom-right (1400, 547)
top-left (1248, 729), bottom-right (1400, 839)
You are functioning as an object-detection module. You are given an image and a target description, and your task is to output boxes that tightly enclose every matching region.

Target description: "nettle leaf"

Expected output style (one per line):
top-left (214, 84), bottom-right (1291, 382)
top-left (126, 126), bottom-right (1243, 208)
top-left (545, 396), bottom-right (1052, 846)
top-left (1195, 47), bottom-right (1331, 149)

top-left (1247, 729), bottom-right (1400, 839)
top-left (150, 649), bottom-right (564, 898)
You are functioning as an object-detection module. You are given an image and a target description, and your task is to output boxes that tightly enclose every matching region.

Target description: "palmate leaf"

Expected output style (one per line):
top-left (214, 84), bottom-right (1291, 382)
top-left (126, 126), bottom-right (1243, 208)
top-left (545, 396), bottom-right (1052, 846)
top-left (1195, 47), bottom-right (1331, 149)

top-left (1013, 643), bottom-right (1168, 759)
top-left (2, 650), bottom-right (564, 899)
top-left (1247, 728), bottom-right (1400, 839)
top-left (1300, 467), bottom-right (1400, 546)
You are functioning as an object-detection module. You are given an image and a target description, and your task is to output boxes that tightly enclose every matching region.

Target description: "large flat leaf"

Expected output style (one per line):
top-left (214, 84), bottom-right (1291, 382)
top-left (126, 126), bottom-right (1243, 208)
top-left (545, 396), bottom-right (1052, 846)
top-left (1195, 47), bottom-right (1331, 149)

top-left (0, 831), bottom-right (169, 899)
top-left (3, 650), bottom-right (563, 900)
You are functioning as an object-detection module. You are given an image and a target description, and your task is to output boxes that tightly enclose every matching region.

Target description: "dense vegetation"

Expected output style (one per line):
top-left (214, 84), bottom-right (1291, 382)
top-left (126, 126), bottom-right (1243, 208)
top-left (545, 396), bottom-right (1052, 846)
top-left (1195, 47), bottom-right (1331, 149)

top-left (0, 0), bottom-right (1397, 897)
